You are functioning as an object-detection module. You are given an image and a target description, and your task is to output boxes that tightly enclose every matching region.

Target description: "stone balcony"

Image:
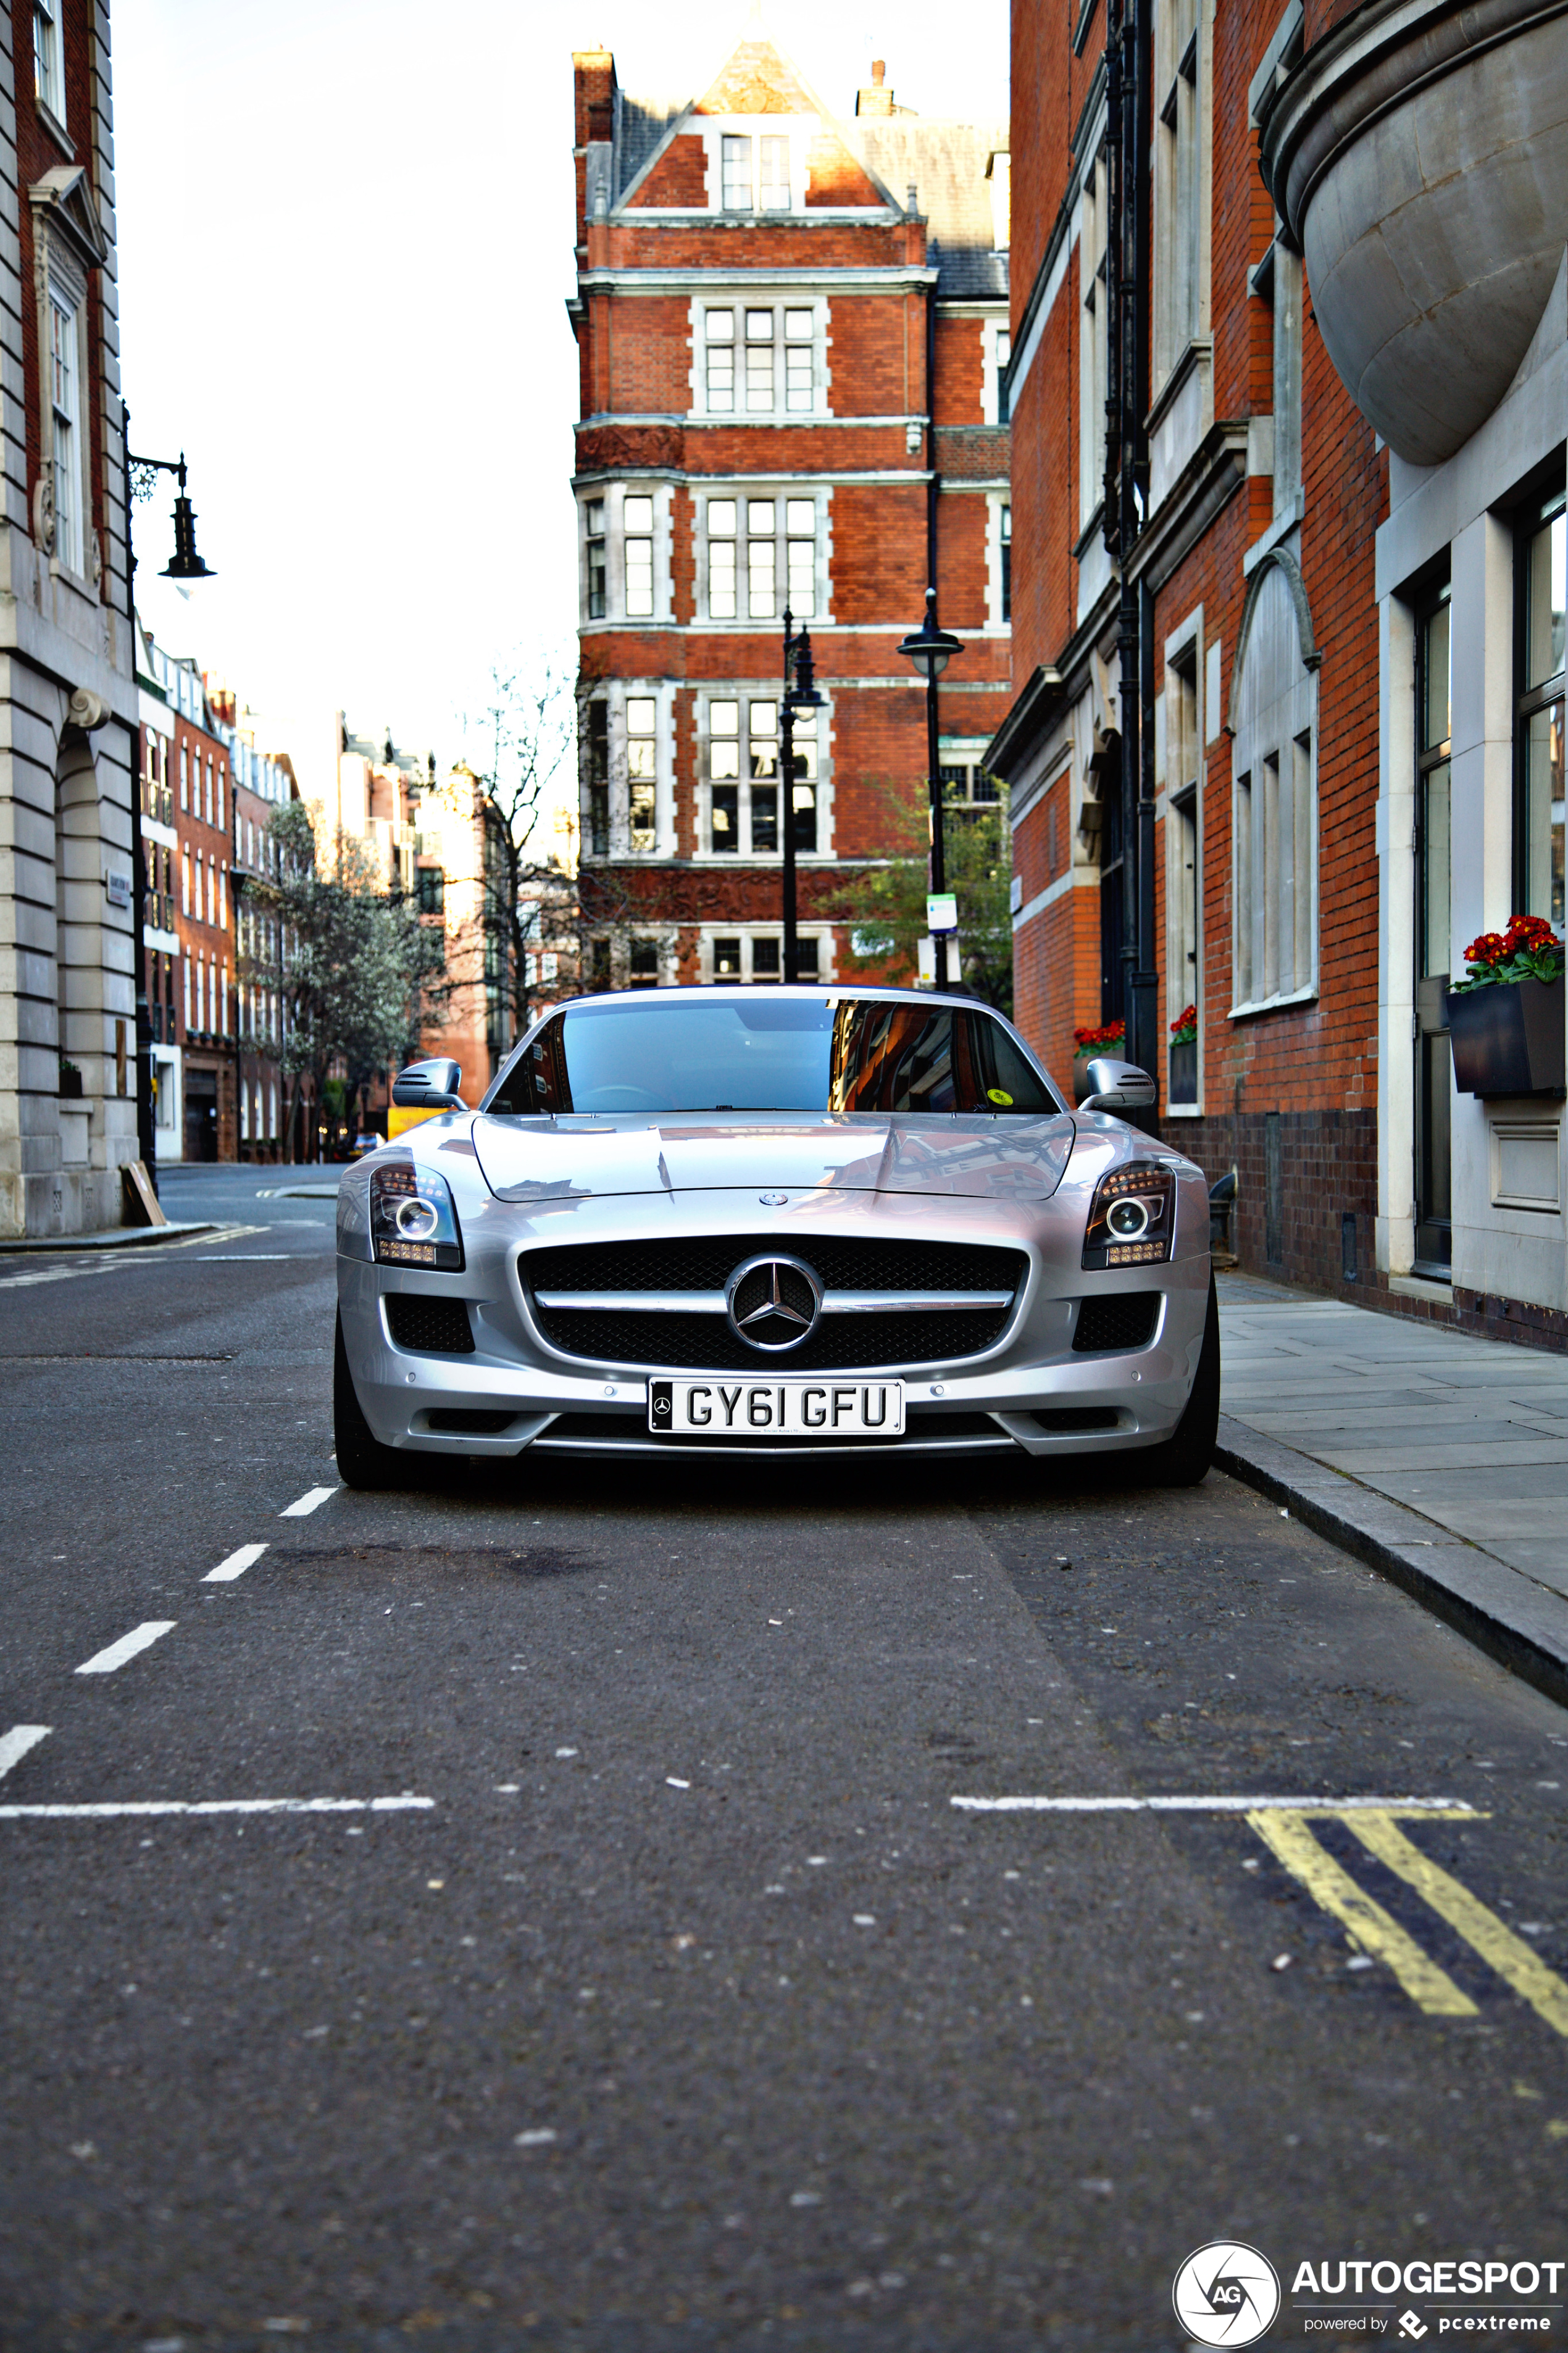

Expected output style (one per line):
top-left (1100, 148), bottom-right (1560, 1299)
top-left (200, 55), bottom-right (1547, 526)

top-left (1261, 0), bottom-right (1568, 466)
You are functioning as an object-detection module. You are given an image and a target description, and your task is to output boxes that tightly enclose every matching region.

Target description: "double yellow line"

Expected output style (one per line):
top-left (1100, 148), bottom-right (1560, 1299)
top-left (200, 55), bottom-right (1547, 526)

top-left (1249, 1808), bottom-right (1568, 2033)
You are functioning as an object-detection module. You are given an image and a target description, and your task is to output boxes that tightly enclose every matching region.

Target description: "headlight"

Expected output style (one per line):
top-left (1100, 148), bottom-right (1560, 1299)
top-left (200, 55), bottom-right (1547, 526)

top-left (370, 1162), bottom-right (464, 1271)
top-left (1083, 1160), bottom-right (1175, 1269)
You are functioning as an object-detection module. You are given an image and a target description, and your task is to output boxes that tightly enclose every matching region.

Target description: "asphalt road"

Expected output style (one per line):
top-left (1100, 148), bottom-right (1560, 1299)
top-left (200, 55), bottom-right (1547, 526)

top-left (2, 1164), bottom-right (1566, 2352)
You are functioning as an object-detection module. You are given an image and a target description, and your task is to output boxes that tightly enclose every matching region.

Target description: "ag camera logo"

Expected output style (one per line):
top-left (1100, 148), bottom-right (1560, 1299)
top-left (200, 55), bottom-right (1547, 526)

top-left (1172, 2241), bottom-right (1282, 2346)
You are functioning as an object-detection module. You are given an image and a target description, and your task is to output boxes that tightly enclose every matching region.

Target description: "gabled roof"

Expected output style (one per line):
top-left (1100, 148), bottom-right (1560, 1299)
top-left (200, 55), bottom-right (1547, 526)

top-left (606, 26), bottom-right (1007, 298)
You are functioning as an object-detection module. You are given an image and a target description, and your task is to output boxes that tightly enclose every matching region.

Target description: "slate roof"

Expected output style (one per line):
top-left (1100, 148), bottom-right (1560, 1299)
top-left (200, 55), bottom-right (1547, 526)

top-left (840, 119), bottom-right (1010, 301)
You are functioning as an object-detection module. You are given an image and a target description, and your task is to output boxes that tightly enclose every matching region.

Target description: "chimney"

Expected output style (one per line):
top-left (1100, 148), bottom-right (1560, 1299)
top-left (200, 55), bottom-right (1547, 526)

top-left (855, 57), bottom-right (895, 116)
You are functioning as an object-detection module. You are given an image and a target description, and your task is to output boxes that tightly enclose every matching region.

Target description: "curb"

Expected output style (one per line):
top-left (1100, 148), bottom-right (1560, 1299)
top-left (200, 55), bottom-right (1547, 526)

top-left (0, 1220), bottom-right (217, 1254)
top-left (1214, 1413), bottom-right (1568, 1714)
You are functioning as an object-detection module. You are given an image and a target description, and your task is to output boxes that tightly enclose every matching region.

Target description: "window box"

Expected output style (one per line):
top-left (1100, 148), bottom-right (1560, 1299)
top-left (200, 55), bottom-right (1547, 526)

top-left (1168, 1037), bottom-right (1197, 1105)
top-left (1445, 976), bottom-right (1564, 1098)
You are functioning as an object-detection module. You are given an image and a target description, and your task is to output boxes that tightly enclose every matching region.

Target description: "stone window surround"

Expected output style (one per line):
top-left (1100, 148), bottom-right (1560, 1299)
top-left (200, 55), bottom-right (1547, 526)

top-left (697, 924), bottom-right (833, 986)
top-left (578, 480), bottom-right (675, 630)
top-left (692, 120), bottom-right (817, 218)
top-left (693, 680), bottom-right (835, 864)
top-left (688, 292), bottom-right (831, 421)
top-left (578, 679), bottom-right (677, 859)
top-left (1159, 600), bottom-right (1206, 1116)
top-left (1226, 546), bottom-right (1320, 1019)
top-left (28, 169), bottom-right (109, 598)
top-left (693, 482), bottom-right (833, 629)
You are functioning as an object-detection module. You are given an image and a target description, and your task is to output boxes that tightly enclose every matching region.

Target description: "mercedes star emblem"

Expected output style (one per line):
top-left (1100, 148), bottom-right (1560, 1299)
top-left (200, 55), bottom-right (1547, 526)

top-left (724, 1253), bottom-right (823, 1352)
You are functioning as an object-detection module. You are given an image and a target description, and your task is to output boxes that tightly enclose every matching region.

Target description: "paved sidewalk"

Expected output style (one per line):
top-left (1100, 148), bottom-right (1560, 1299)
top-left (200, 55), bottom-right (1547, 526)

top-left (1216, 1272), bottom-right (1568, 1706)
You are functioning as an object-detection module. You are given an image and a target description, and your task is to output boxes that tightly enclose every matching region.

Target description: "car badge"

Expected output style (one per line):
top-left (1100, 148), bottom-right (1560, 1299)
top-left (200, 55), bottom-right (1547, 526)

top-left (724, 1253), bottom-right (822, 1352)
top-left (759, 1191), bottom-right (788, 1207)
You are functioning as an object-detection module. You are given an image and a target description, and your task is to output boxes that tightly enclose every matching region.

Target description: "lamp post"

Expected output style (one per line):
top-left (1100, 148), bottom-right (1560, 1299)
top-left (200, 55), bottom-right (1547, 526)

top-left (778, 612), bottom-right (823, 984)
top-left (897, 586), bottom-right (964, 988)
top-left (122, 425), bottom-right (218, 1185)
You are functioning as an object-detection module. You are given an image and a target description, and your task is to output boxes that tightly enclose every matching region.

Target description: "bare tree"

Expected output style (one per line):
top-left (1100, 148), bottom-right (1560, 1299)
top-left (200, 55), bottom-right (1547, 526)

top-left (446, 666), bottom-right (579, 1051)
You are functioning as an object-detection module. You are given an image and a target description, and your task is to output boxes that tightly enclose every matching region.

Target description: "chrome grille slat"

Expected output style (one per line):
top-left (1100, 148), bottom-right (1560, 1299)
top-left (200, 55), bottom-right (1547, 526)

top-left (532, 1288), bottom-right (1015, 1314)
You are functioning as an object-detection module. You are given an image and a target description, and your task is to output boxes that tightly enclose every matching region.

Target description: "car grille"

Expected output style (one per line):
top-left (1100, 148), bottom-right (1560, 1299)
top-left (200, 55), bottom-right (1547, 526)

top-left (1071, 1292), bottom-right (1160, 1355)
top-left (523, 1233), bottom-right (1026, 1373)
top-left (386, 1295), bottom-right (475, 1355)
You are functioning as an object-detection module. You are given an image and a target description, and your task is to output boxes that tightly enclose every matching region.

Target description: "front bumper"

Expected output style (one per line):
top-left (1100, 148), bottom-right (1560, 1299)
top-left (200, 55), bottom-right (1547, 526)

top-left (336, 1184), bottom-right (1212, 1462)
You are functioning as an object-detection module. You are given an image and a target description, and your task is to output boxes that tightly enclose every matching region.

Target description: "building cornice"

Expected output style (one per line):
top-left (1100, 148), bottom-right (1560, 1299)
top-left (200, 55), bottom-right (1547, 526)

top-left (986, 576), bottom-right (1119, 782)
top-left (1125, 420), bottom-right (1249, 594)
top-left (577, 265), bottom-right (940, 292)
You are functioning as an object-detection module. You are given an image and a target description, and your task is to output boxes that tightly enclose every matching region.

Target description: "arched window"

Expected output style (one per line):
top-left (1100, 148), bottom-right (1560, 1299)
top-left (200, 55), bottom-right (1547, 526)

top-left (1228, 553), bottom-right (1320, 1013)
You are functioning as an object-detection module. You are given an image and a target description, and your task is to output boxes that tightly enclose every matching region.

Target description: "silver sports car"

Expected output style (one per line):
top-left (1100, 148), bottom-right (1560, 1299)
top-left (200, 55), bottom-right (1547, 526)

top-left (333, 986), bottom-right (1218, 1486)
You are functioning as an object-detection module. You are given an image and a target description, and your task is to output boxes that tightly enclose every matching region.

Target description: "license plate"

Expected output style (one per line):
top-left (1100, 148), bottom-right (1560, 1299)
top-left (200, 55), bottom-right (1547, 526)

top-left (648, 1377), bottom-right (906, 1439)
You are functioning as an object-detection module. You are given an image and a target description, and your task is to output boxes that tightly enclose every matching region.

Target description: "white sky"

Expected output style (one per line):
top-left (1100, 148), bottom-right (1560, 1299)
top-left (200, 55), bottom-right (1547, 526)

top-left (115, 0), bottom-right (1009, 808)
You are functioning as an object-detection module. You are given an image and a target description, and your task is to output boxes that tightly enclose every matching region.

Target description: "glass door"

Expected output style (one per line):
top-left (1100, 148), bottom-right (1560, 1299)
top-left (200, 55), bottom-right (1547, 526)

top-left (1414, 592), bottom-right (1452, 1274)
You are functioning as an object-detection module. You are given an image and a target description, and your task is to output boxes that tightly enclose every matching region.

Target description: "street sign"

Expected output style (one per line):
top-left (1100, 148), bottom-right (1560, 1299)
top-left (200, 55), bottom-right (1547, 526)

top-left (926, 892), bottom-right (957, 934)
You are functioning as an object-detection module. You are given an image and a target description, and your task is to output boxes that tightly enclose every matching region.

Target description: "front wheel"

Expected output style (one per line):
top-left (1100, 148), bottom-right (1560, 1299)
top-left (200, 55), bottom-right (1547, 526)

top-left (333, 1308), bottom-right (404, 1490)
top-left (1139, 1275), bottom-right (1219, 1487)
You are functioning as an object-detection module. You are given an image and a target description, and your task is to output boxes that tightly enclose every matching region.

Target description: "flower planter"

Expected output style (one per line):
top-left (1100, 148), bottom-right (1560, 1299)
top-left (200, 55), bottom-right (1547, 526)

top-left (1168, 1038), bottom-right (1197, 1105)
top-left (1445, 974), bottom-right (1565, 1097)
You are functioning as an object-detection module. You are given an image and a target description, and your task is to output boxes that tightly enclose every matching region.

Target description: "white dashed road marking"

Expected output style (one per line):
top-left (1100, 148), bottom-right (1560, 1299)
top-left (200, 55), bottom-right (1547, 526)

top-left (0, 1794), bottom-right (435, 1821)
top-left (204, 1543), bottom-right (269, 1584)
top-left (0, 1726), bottom-right (50, 1779)
top-left (75, 1622), bottom-right (177, 1676)
top-left (280, 1486), bottom-right (337, 1518)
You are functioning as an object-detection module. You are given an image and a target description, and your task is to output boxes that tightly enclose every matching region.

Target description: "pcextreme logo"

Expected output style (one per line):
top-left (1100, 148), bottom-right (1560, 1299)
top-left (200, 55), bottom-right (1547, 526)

top-left (1173, 2241), bottom-right (1283, 2346)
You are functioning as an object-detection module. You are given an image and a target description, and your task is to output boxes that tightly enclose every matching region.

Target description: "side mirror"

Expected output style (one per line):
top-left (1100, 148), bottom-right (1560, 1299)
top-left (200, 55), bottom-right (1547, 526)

top-left (1079, 1056), bottom-right (1157, 1114)
top-left (392, 1056), bottom-right (467, 1111)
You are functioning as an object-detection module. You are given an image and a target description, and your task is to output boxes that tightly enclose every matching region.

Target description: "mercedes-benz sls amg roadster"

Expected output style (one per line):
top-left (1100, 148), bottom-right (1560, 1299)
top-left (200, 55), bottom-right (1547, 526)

top-left (333, 987), bottom-right (1219, 1486)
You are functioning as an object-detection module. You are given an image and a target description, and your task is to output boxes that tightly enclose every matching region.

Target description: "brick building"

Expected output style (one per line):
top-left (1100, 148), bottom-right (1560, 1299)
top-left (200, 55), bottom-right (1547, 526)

top-left (993, 0), bottom-right (1387, 1295)
top-left (0, 0), bottom-right (141, 1233)
top-left (569, 30), bottom-right (1011, 987)
top-left (136, 637), bottom-right (298, 1162)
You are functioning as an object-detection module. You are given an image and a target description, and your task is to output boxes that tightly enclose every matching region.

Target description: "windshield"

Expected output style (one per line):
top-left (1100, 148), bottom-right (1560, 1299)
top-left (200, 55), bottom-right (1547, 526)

top-left (486, 997), bottom-right (1060, 1118)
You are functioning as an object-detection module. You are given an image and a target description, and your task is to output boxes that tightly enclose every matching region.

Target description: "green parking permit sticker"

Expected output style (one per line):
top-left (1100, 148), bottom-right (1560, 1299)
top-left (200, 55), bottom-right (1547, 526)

top-left (988, 1088), bottom-right (1014, 1105)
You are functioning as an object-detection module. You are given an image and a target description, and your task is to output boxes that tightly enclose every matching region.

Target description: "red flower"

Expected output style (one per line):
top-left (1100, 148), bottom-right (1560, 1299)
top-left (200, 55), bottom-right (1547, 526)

top-left (1169, 1004), bottom-right (1196, 1037)
top-left (1073, 1021), bottom-right (1126, 1053)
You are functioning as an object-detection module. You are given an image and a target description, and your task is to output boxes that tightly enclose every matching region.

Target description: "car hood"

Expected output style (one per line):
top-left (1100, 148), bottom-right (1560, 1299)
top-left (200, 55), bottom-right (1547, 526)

top-left (469, 1111), bottom-right (1077, 1204)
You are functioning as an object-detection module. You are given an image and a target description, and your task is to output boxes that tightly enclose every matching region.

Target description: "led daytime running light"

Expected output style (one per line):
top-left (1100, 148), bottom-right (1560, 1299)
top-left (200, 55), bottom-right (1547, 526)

top-left (370, 1161), bottom-right (465, 1273)
top-left (1083, 1160), bottom-right (1175, 1271)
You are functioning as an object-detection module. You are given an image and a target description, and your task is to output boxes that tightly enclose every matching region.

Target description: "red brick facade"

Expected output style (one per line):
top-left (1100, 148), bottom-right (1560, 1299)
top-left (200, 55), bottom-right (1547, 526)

top-left (995, 0), bottom-right (1389, 1297)
top-left (570, 33), bottom-right (1011, 988)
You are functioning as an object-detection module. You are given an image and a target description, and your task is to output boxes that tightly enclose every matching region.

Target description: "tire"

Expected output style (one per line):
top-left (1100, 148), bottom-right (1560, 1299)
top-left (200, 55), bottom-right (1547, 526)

top-left (333, 1308), bottom-right (404, 1490)
top-left (1140, 1274), bottom-right (1220, 1487)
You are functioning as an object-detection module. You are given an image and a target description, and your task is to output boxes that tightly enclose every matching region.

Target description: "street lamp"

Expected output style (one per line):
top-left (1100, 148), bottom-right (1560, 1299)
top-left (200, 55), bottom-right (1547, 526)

top-left (121, 419), bottom-right (219, 1191)
top-left (128, 449), bottom-right (216, 581)
top-left (778, 610), bottom-right (824, 985)
top-left (898, 586), bottom-right (964, 988)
